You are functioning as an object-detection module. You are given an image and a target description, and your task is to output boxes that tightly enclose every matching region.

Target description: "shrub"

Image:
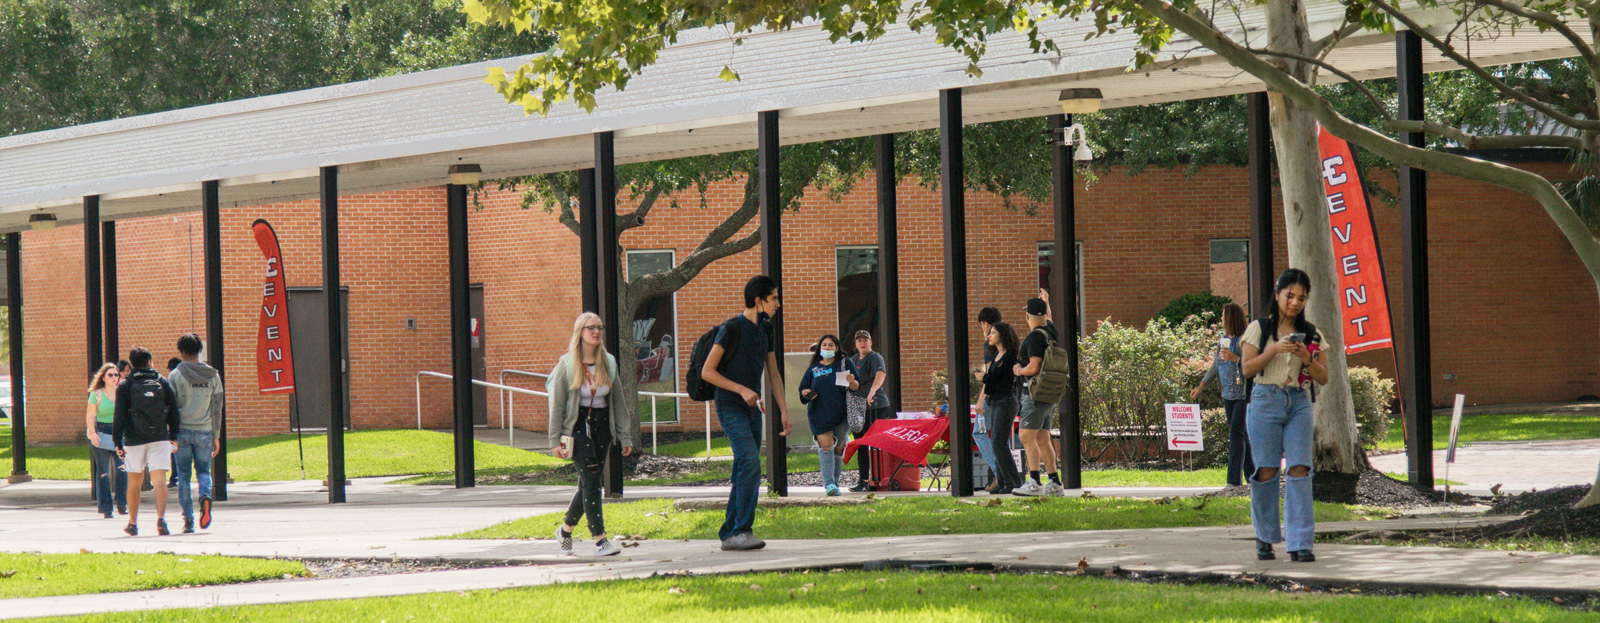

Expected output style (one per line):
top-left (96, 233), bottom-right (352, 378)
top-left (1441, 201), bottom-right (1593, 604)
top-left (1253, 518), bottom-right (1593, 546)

top-left (929, 368), bottom-right (983, 413)
top-left (1156, 292), bottom-right (1234, 328)
top-left (1078, 315), bottom-right (1218, 462)
top-left (1347, 366), bottom-right (1397, 450)
top-left (1192, 407), bottom-right (1232, 468)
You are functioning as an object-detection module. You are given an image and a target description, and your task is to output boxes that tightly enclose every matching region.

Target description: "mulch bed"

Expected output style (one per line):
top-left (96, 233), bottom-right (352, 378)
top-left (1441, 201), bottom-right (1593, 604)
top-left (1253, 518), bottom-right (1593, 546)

top-left (1199, 468), bottom-right (1480, 509)
top-left (1470, 485), bottom-right (1600, 541)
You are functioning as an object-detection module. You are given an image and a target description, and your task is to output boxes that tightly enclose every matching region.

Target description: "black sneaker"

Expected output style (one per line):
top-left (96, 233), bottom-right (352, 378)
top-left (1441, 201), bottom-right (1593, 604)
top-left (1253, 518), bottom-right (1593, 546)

top-left (1290, 550), bottom-right (1315, 563)
top-left (848, 482), bottom-right (872, 493)
top-left (123, 523), bottom-right (137, 537)
top-left (156, 519), bottom-right (170, 536)
top-left (183, 518), bottom-right (195, 534)
top-left (1256, 539), bottom-right (1275, 561)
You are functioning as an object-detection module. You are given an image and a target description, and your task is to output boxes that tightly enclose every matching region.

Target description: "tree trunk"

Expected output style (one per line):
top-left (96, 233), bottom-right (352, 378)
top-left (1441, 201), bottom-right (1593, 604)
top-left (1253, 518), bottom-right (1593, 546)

top-left (1265, 0), bottom-right (1363, 477)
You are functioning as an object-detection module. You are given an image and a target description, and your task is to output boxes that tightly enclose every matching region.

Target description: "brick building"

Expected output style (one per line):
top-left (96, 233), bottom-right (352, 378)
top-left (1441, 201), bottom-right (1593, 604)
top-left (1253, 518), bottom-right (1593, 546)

top-left (16, 159), bottom-right (1597, 445)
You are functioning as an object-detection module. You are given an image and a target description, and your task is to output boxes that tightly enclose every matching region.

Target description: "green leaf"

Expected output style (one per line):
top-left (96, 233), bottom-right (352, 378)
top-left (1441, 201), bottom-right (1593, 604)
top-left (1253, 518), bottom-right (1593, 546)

top-left (718, 65), bottom-right (740, 82)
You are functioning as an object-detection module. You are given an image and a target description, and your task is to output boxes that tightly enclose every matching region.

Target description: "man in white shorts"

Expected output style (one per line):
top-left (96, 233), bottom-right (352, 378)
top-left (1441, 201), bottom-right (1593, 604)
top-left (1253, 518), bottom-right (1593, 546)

top-left (113, 347), bottom-right (182, 536)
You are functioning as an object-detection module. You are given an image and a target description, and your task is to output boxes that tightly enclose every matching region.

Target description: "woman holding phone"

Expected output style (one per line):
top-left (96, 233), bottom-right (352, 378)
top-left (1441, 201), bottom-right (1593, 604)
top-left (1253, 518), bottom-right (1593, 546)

top-left (547, 312), bottom-right (634, 557)
top-left (798, 334), bottom-right (858, 495)
top-left (1192, 303), bottom-right (1253, 486)
top-left (1240, 269), bottom-right (1328, 563)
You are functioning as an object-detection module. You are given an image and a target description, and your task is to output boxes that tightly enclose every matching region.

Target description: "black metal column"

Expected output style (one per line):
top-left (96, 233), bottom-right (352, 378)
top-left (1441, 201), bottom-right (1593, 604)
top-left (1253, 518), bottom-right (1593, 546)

top-left (940, 89), bottom-right (973, 497)
top-left (874, 134), bottom-right (901, 410)
top-left (578, 169), bottom-right (599, 314)
top-left (202, 180), bottom-right (229, 501)
top-left (1397, 31), bottom-right (1434, 487)
top-left (1247, 93), bottom-right (1275, 318)
top-left (448, 183), bottom-right (475, 488)
top-left (320, 166), bottom-right (347, 504)
top-left (7, 233), bottom-right (27, 483)
top-left (1050, 114), bottom-right (1081, 490)
top-left (758, 110), bottom-right (788, 497)
top-left (84, 196), bottom-right (101, 376)
top-left (101, 221), bottom-right (117, 363)
top-left (593, 133), bottom-right (625, 498)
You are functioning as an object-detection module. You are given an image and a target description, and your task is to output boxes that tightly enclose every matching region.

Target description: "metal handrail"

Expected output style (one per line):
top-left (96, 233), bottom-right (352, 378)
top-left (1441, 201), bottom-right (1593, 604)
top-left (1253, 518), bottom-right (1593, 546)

top-left (498, 369), bottom-right (549, 433)
top-left (416, 371), bottom-right (548, 447)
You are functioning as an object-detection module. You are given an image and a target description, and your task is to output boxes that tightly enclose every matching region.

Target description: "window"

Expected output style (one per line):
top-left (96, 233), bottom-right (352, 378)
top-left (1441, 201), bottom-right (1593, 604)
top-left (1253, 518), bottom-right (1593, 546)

top-left (1037, 242), bottom-right (1084, 332)
top-left (835, 246), bottom-right (879, 342)
top-left (626, 250), bottom-right (678, 423)
top-left (1209, 239), bottom-right (1251, 315)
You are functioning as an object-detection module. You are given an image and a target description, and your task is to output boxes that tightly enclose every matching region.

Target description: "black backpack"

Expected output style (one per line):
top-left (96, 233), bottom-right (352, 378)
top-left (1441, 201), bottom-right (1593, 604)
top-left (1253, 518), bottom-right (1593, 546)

top-left (126, 373), bottom-right (170, 441)
top-left (686, 317), bottom-right (745, 402)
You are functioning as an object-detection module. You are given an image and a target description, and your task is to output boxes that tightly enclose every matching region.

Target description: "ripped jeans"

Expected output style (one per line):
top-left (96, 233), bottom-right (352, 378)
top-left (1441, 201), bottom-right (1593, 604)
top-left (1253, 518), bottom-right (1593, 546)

top-left (1246, 383), bottom-right (1315, 553)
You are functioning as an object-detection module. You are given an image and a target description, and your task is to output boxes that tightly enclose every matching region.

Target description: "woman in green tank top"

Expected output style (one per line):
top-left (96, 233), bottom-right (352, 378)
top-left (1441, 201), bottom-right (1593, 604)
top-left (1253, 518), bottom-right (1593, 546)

top-left (86, 363), bottom-right (126, 518)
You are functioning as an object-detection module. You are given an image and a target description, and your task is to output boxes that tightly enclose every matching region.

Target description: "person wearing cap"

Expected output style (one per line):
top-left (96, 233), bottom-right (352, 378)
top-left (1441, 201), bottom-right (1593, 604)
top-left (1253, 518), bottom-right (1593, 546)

top-left (846, 329), bottom-right (892, 492)
top-left (1011, 296), bottom-right (1065, 497)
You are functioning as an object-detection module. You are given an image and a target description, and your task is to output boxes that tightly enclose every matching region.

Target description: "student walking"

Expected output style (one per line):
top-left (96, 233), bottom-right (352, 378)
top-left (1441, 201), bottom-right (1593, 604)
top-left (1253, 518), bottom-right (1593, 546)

top-left (1192, 303), bottom-right (1253, 486)
top-left (85, 363), bottom-right (127, 519)
top-left (1012, 298), bottom-right (1064, 497)
top-left (547, 312), bottom-right (633, 557)
top-left (798, 335), bottom-right (858, 496)
top-left (977, 322), bottom-right (1023, 494)
top-left (1240, 269), bottom-right (1328, 563)
top-left (700, 275), bottom-right (790, 551)
top-left (168, 334), bottom-right (224, 533)
top-left (112, 348), bottom-right (181, 536)
top-left (846, 330), bottom-right (891, 492)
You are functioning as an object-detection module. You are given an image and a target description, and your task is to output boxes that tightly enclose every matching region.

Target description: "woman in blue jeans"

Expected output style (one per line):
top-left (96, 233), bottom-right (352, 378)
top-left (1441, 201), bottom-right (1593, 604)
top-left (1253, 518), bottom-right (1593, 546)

top-left (975, 322), bottom-right (1022, 495)
top-left (1239, 269), bottom-right (1327, 563)
top-left (84, 363), bottom-right (127, 519)
top-left (1192, 303), bottom-right (1253, 486)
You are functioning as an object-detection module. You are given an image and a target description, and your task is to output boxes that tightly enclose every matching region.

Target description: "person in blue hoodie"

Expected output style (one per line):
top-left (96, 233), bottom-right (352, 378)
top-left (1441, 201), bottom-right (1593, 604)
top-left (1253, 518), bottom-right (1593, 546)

top-left (798, 335), bottom-right (858, 496)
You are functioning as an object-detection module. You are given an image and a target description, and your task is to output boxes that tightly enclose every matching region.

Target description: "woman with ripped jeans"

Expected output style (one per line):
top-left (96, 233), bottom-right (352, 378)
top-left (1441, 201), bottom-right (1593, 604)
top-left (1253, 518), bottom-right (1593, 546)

top-left (1239, 269), bottom-right (1328, 563)
top-left (547, 312), bottom-right (636, 557)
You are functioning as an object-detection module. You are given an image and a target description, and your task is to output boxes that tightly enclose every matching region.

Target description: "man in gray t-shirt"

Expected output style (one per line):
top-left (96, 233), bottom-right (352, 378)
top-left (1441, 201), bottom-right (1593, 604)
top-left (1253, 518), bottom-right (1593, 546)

top-left (849, 330), bottom-right (893, 491)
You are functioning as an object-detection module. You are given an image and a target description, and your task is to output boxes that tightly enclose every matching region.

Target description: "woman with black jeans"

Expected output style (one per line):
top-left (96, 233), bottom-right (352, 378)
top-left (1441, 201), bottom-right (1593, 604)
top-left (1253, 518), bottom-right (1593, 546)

top-left (978, 322), bottom-right (1023, 494)
top-left (1193, 303), bottom-right (1253, 486)
top-left (547, 312), bottom-right (635, 557)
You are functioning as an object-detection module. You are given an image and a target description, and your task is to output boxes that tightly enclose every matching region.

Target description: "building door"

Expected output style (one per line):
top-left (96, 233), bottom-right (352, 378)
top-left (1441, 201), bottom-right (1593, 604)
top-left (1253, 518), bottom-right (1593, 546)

top-left (470, 284), bottom-right (487, 427)
top-left (288, 287), bottom-right (350, 431)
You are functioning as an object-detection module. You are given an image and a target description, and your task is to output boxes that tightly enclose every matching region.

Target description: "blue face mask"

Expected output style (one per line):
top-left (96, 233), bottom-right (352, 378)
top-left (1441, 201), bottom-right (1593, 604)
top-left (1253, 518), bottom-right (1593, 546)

top-left (819, 349), bottom-right (836, 360)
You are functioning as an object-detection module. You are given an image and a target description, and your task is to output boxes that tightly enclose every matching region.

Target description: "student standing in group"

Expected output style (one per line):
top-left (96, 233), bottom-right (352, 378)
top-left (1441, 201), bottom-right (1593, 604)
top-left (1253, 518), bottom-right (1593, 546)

top-left (977, 322), bottom-right (1023, 495)
top-left (163, 357), bottom-right (182, 490)
top-left (548, 312), bottom-right (632, 557)
top-left (846, 330), bottom-right (891, 492)
top-left (85, 363), bottom-right (127, 519)
top-left (972, 308), bottom-right (1004, 492)
top-left (113, 348), bottom-right (181, 536)
top-left (701, 276), bottom-right (790, 551)
top-left (1012, 298), bottom-right (1065, 497)
top-left (1192, 303), bottom-right (1253, 486)
top-left (799, 335), bottom-right (858, 496)
top-left (168, 334), bottom-right (224, 534)
top-left (1240, 269), bottom-right (1327, 563)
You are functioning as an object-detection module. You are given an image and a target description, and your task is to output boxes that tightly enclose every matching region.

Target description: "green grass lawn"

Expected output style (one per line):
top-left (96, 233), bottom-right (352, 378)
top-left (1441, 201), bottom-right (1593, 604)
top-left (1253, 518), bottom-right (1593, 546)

top-left (32, 570), bottom-right (1595, 623)
top-left (0, 428), bottom-right (563, 482)
top-left (1374, 413), bottom-right (1599, 452)
top-left (0, 553), bottom-right (306, 599)
top-left (446, 495), bottom-right (1370, 540)
top-left (395, 450), bottom-right (821, 486)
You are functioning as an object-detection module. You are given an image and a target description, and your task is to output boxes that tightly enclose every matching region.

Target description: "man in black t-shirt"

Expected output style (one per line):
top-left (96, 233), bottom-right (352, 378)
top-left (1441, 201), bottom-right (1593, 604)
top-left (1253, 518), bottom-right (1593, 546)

top-left (1012, 297), bottom-right (1064, 497)
top-left (700, 275), bottom-right (791, 552)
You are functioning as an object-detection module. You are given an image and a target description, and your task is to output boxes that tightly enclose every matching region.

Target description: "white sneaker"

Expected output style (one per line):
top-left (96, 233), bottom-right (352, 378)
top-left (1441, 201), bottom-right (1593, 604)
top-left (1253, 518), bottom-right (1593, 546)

top-left (555, 525), bottom-right (574, 555)
top-left (1043, 482), bottom-right (1065, 497)
top-left (1012, 481), bottom-right (1044, 497)
top-left (595, 538), bottom-right (622, 557)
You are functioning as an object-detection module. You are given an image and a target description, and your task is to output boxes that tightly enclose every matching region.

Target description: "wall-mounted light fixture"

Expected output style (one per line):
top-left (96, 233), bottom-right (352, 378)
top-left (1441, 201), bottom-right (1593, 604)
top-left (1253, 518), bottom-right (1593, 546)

top-left (28, 213), bottom-right (57, 231)
top-left (1058, 88), bottom-right (1104, 115)
top-left (448, 164), bottom-right (483, 186)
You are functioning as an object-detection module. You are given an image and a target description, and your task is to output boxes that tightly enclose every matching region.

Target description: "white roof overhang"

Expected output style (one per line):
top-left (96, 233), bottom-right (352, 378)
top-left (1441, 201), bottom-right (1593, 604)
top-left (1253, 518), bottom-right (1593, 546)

top-left (0, 2), bottom-right (1581, 231)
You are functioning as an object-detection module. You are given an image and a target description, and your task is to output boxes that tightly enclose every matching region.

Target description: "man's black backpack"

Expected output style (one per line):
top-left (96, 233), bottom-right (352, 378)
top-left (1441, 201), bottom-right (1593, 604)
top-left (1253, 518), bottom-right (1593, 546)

top-left (126, 372), bottom-right (171, 441)
top-left (686, 317), bottom-right (745, 402)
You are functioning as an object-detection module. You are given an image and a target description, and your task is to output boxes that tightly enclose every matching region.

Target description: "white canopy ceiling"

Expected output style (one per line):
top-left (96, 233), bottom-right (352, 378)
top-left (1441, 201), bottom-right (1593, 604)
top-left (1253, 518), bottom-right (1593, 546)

top-left (0, 2), bottom-right (1581, 231)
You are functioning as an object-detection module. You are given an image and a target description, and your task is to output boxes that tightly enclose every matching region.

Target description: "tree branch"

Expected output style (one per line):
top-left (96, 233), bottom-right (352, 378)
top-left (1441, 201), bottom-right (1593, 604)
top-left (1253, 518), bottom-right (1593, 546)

top-left (1382, 120), bottom-right (1589, 151)
top-left (1308, 20), bottom-right (1362, 59)
top-left (1473, 0), bottom-right (1600, 70)
top-left (617, 187), bottom-right (663, 232)
top-left (1245, 46), bottom-right (1393, 121)
top-left (550, 181), bottom-right (581, 236)
top-left (1370, 0), bottom-right (1600, 131)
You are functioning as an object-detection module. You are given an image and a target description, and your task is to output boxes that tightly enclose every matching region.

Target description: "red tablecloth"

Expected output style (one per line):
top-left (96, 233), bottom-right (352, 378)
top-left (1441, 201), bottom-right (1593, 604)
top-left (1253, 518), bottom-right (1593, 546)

top-left (842, 417), bottom-right (950, 466)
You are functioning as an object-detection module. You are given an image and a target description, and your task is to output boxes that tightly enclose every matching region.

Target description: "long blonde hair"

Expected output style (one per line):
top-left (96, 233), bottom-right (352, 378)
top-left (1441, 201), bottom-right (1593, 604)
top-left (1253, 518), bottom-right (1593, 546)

top-left (566, 312), bottom-right (611, 391)
top-left (88, 362), bottom-right (117, 394)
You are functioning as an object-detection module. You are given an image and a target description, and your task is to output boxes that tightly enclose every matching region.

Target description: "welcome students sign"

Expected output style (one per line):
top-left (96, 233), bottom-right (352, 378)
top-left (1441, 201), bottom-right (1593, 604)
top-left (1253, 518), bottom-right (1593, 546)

top-left (1316, 125), bottom-right (1396, 355)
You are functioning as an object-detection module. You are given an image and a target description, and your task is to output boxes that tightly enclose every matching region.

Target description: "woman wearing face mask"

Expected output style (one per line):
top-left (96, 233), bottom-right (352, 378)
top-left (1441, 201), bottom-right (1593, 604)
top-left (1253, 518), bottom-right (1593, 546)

top-left (1240, 269), bottom-right (1328, 563)
top-left (547, 312), bottom-right (635, 557)
top-left (799, 335), bottom-right (858, 496)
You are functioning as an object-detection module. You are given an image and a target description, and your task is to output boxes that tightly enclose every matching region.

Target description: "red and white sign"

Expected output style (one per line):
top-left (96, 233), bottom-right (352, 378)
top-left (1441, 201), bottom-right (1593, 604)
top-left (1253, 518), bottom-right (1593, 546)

top-left (251, 219), bottom-right (295, 394)
top-left (843, 417), bottom-right (950, 466)
top-left (1317, 125), bottom-right (1396, 354)
top-left (1165, 403), bottom-right (1204, 451)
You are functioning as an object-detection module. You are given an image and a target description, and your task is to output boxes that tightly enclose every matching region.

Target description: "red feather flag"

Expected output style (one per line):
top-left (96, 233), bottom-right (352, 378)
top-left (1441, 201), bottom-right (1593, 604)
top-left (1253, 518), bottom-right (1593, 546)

top-left (252, 219), bottom-right (295, 393)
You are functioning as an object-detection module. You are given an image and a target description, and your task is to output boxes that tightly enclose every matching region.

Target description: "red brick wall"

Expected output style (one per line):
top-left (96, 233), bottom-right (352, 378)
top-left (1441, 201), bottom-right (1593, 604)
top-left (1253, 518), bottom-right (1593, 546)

top-left (17, 161), bottom-right (1597, 444)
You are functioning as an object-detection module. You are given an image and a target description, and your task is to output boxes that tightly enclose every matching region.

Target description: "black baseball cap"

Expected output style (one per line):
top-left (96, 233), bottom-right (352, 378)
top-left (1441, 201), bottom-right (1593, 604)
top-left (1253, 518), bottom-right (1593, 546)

top-left (1025, 298), bottom-right (1049, 316)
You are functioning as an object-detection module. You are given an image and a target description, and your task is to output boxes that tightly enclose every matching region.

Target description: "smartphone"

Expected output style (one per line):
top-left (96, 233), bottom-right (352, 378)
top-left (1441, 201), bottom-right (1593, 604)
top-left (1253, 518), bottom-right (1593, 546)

top-left (1287, 332), bottom-right (1306, 344)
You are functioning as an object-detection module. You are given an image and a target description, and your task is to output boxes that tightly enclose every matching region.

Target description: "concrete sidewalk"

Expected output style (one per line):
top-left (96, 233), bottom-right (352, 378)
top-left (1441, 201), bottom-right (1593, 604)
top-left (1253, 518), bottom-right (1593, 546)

top-left (1369, 438), bottom-right (1600, 493)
